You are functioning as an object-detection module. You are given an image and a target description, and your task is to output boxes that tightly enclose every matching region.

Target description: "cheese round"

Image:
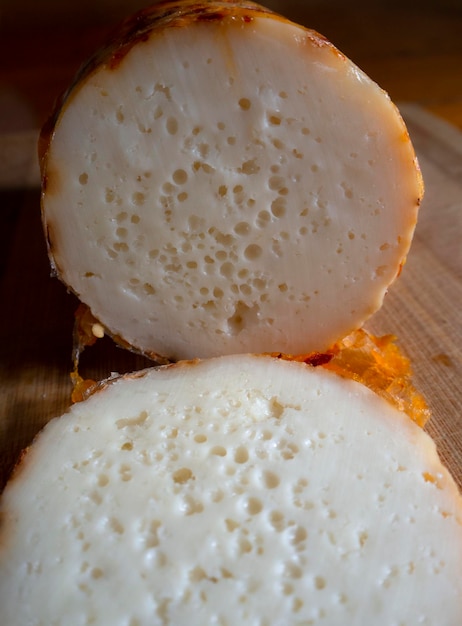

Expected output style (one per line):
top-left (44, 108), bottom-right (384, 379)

top-left (1, 355), bottom-right (461, 625)
top-left (40, 1), bottom-right (423, 361)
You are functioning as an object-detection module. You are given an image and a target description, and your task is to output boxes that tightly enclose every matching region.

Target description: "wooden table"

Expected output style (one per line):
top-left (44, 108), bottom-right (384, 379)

top-left (1, 1), bottom-right (462, 492)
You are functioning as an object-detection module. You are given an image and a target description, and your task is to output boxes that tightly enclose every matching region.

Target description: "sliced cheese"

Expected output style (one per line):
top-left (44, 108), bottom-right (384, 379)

top-left (1, 355), bottom-right (461, 625)
top-left (40, 1), bottom-right (423, 361)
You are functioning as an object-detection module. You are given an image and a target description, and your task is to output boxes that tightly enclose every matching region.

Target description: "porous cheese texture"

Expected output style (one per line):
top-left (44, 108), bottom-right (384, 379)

top-left (1, 355), bottom-right (461, 625)
top-left (40, 1), bottom-right (423, 361)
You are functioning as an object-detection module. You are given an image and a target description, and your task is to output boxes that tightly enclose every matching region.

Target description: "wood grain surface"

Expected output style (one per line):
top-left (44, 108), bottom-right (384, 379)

top-left (367, 105), bottom-right (462, 490)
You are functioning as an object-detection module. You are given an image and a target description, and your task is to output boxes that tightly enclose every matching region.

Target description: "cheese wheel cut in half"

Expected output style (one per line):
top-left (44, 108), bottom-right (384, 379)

top-left (1, 356), bottom-right (461, 625)
top-left (39, 1), bottom-right (423, 361)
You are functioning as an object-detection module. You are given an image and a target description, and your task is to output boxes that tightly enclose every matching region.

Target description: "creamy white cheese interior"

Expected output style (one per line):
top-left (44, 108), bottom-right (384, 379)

top-left (1, 356), bottom-right (461, 625)
top-left (43, 16), bottom-right (421, 359)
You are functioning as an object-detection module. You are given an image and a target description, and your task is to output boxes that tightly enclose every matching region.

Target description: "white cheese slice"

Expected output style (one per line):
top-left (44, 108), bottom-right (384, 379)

top-left (40, 2), bottom-right (423, 360)
top-left (1, 355), bottom-right (461, 625)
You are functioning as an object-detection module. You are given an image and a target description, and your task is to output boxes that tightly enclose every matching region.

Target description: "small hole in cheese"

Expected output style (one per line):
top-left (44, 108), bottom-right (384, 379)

top-left (238, 97), bottom-right (251, 110)
top-left (166, 117), bottom-right (178, 135)
top-left (234, 447), bottom-right (249, 464)
top-left (173, 468), bottom-right (194, 484)
top-left (210, 446), bottom-right (227, 457)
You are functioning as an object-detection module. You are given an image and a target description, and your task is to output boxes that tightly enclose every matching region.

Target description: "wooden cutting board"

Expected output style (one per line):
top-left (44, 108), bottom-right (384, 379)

top-left (0, 104), bottom-right (461, 492)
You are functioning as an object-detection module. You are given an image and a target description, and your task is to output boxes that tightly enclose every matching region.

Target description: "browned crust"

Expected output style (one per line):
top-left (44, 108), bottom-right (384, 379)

top-left (269, 328), bottom-right (430, 427)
